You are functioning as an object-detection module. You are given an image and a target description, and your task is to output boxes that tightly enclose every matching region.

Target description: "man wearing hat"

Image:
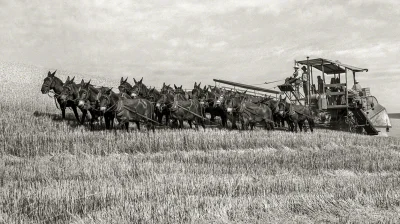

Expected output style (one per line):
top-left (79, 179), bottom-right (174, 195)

top-left (291, 65), bottom-right (301, 92)
top-left (301, 66), bottom-right (309, 100)
top-left (352, 80), bottom-right (362, 92)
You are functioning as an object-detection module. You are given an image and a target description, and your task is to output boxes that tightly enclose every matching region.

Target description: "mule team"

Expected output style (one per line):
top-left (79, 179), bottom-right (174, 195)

top-left (41, 70), bottom-right (314, 132)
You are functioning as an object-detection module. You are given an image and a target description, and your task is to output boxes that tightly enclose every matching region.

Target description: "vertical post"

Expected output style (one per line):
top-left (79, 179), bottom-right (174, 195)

top-left (345, 68), bottom-right (348, 107)
top-left (307, 56), bottom-right (310, 105)
top-left (353, 71), bottom-right (356, 85)
top-left (310, 67), bottom-right (314, 92)
top-left (321, 59), bottom-right (325, 94)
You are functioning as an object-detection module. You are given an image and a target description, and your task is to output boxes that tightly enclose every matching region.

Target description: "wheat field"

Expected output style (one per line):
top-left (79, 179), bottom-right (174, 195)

top-left (1, 62), bottom-right (400, 224)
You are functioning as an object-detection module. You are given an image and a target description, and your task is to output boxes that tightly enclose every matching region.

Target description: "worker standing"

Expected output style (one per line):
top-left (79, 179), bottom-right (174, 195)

top-left (301, 66), bottom-right (309, 100)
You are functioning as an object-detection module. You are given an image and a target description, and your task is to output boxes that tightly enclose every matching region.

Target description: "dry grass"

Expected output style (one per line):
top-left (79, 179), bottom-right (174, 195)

top-left (1, 61), bottom-right (400, 223)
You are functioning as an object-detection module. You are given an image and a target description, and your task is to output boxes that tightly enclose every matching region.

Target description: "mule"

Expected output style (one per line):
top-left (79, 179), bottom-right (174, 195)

top-left (155, 93), bottom-right (174, 126)
top-left (118, 77), bottom-right (134, 97)
top-left (115, 97), bottom-right (156, 132)
top-left (77, 79), bottom-right (108, 129)
top-left (97, 87), bottom-right (120, 129)
top-left (224, 91), bottom-right (247, 129)
top-left (170, 85), bottom-right (205, 129)
top-left (238, 96), bottom-right (275, 130)
top-left (58, 76), bottom-right (90, 124)
top-left (41, 70), bottom-right (82, 122)
top-left (278, 97), bottom-right (315, 133)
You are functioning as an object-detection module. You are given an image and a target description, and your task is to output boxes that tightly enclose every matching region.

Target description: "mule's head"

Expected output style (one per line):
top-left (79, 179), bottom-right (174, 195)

top-left (147, 87), bottom-right (160, 102)
top-left (156, 93), bottom-right (169, 111)
top-left (173, 84), bottom-right (185, 97)
top-left (118, 77), bottom-right (132, 96)
top-left (77, 79), bottom-right (91, 108)
top-left (132, 78), bottom-right (148, 98)
top-left (214, 90), bottom-right (227, 108)
top-left (59, 76), bottom-right (76, 101)
top-left (161, 82), bottom-right (173, 94)
top-left (225, 93), bottom-right (243, 114)
top-left (277, 97), bottom-right (287, 116)
top-left (98, 87), bottom-right (113, 112)
top-left (41, 70), bottom-right (57, 94)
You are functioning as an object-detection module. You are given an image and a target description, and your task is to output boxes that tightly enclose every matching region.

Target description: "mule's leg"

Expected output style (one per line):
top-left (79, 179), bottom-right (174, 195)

top-left (221, 114), bottom-right (227, 128)
top-left (179, 120), bottom-right (184, 129)
top-left (104, 115), bottom-right (110, 129)
top-left (210, 114), bottom-right (216, 122)
top-left (135, 121), bottom-right (140, 131)
top-left (72, 106), bottom-right (80, 123)
top-left (308, 118), bottom-right (314, 133)
top-left (61, 105), bottom-right (66, 120)
top-left (200, 118), bottom-right (205, 129)
top-left (125, 122), bottom-right (129, 132)
top-left (250, 122), bottom-right (255, 131)
top-left (188, 120), bottom-right (193, 129)
top-left (80, 109), bottom-right (87, 124)
top-left (157, 111), bottom-right (163, 124)
top-left (110, 115), bottom-right (115, 129)
top-left (298, 121), bottom-right (303, 132)
top-left (165, 113), bottom-right (170, 126)
top-left (231, 114), bottom-right (238, 130)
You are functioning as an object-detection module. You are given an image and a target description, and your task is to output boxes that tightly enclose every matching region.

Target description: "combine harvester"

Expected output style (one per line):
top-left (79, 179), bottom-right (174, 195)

top-left (278, 57), bottom-right (392, 135)
top-left (214, 57), bottom-right (392, 135)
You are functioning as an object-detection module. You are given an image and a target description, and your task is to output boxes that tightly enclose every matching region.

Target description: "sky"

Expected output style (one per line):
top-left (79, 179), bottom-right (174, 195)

top-left (1, 0), bottom-right (400, 112)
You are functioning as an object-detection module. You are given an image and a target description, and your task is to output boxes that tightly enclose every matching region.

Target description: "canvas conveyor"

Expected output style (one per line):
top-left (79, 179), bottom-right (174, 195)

top-left (350, 108), bottom-right (379, 135)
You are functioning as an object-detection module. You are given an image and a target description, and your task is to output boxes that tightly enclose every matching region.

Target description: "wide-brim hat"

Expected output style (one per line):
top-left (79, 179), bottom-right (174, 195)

top-left (301, 66), bottom-right (307, 70)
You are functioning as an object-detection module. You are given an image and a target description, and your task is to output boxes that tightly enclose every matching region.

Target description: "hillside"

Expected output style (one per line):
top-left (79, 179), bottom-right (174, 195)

top-left (389, 113), bottom-right (400, 119)
top-left (1, 62), bottom-right (400, 223)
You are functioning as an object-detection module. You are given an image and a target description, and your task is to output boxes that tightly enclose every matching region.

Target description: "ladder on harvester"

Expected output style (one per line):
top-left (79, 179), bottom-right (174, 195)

top-left (277, 81), bottom-right (304, 105)
top-left (350, 108), bottom-right (379, 135)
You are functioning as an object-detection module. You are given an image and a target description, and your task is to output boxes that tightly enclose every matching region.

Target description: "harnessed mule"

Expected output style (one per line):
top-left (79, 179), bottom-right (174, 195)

top-left (58, 76), bottom-right (89, 124)
top-left (225, 91), bottom-right (247, 129)
top-left (155, 93), bottom-right (174, 126)
top-left (239, 96), bottom-right (275, 131)
top-left (40, 70), bottom-right (81, 122)
top-left (77, 79), bottom-right (107, 129)
top-left (170, 85), bottom-right (205, 129)
top-left (115, 97), bottom-right (156, 132)
top-left (278, 98), bottom-right (315, 133)
top-left (97, 87), bottom-right (119, 129)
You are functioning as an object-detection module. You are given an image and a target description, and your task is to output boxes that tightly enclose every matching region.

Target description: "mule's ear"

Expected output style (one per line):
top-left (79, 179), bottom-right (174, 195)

top-left (133, 78), bottom-right (137, 84)
top-left (198, 82), bottom-right (201, 87)
top-left (194, 82), bottom-right (197, 88)
top-left (66, 76), bottom-right (70, 82)
top-left (180, 85), bottom-right (182, 89)
top-left (106, 87), bottom-right (113, 94)
top-left (71, 76), bottom-right (75, 82)
top-left (124, 77), bottom-right (128, 82)
top-left (48, 70), bottom-right (55, 77)
top-left (120, 77), bottom-right (124, 83)
top-left (52, 70), bottom-right (57, 76)
top-left (139, 77), bottom-right (143, 84)
top-left (174, 84), bottom-right (177, 89)
top-left (80, 79), bottom-right (85, 85)
top-left (163, 82), bottom-right (166, 87)
top-left (85, 79), bottom-right (91, 87)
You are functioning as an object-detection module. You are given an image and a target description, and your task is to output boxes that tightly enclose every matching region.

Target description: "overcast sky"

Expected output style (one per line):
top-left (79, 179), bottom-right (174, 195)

top-left (1, 0), bottom-right (399, 112)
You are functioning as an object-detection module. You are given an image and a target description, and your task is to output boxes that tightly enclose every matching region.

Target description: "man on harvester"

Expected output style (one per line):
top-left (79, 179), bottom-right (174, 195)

top-left (284, 65), bottom-right (302, 93)
top-left (301, 66), bottom-right (309, 101)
